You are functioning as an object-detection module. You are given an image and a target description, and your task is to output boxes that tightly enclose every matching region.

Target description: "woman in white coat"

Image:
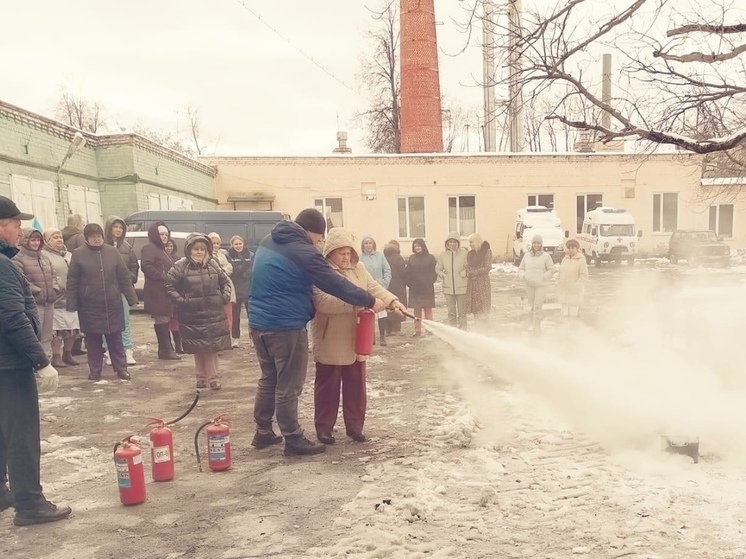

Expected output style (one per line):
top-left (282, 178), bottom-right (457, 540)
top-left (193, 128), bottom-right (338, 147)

top-left (557, 239), bottom-right (589, 318)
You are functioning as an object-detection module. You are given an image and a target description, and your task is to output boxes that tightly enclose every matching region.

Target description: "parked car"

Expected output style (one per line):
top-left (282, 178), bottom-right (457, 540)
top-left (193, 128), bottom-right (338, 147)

top-left (126, 231), bottom-right (191, 301)
top-left (668, 230), bottom-right (730, 267)
top-left (125, 210), bottom-right (286, 254)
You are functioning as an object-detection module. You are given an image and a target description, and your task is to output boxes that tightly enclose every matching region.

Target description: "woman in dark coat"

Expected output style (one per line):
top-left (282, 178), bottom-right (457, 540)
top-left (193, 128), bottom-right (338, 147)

top-left (66, 223), bottom-right (138, 381)
top-left (404, 238), bottom-right (437, 337)
top-left (225, 235), bottom-right (254, 346)
top-left (466, 233), bottom-right (493, 319)
top-left (383, 240), bottom-right (407, 335)
top-left (141, 221), bottom-right (180, 360)
top-left (164, 239), bottom-right (184, 354)
top-left (165, 234), bottom-right (231, 390)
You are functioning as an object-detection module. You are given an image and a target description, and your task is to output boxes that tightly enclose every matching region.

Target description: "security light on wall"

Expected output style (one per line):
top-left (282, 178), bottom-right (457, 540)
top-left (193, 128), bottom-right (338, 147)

top-left (66, 132), bottom-right (86, 157)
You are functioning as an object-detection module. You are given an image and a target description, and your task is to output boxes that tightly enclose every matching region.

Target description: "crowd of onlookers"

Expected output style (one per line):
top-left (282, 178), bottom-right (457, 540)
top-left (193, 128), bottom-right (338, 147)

top-left (0, 198), bottom-right (592, 529)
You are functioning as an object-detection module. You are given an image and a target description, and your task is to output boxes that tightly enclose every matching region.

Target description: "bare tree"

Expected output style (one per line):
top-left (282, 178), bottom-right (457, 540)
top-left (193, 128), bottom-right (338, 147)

top-left (185, 104), bottom-right (204, 155)
top-left (442, 97), bottom-right (471, 152)
top-left (54, 85), bottom-right (107, 133)
top-left (355, 0), bottom-right (401, 153)
top-left (132, 123), bottom-right (196, 157)
top-left (457, 0), bottom-right (746, 156)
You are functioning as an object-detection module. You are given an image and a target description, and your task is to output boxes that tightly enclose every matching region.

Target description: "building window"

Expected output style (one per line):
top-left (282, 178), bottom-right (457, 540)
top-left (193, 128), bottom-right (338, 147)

top-left (527, 194), bottom-right (554, 209)
top-left (11, 175), bottom-right (57, 230)
top-left (314, 197), bottom-right (344, 228)
top-left (69, 184), bottom-right (103, 226)
top-left (448, 195), bottom-right (476, 237)
top-left (709, 204), bottom-right (734, 238)
top-left (653, 193), bottom-right (678, 233)
top-left (398, 196), bottom-right (426, 238)
top-left (576, 194), bottom-right (603, 233)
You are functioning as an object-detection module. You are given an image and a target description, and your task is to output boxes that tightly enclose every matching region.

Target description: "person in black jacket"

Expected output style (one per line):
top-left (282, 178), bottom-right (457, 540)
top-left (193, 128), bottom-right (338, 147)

top-left (405, 238), bottom-right (437, 337)
top-left (141, 222), bottom-right (180, 360)
top-left (165, 234), bottom-right (231, 390)
top-left (67, 224), bottom-right (138, 381)
top-left (0, 196), bottom-right (71, 526)
top-left (104, 217), bottom-right (139, 365)
top-left (226, 235), bottom-right (254, 347)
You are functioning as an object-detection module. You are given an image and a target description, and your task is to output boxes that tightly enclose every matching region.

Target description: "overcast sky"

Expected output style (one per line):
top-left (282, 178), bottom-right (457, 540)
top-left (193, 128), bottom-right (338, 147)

top-left (0, 0), bottom-right (494, 156)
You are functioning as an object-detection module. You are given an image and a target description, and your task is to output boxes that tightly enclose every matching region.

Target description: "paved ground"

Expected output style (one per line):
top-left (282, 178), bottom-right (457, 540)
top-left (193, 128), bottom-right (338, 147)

top-left (1, 260), bottom-right (745, 559)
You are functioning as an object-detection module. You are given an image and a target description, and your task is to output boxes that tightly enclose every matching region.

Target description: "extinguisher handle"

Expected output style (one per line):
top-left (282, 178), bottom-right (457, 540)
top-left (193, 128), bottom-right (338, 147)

top-left (194, 421), bottom-right (212, 473)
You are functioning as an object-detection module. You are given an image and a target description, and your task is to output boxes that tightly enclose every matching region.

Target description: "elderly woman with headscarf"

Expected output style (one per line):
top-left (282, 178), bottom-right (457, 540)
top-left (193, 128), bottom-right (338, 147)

top-left (359, 234), bottom-right (391, 346)
top-left (207, 232), bottom-right (237, 346)
top-left (311, 228), bottom-right (406, 444)
top-left (42, 228), bottom-right (80, 368)
top-left (166, 234), bottom-right (232, 390)
top-left (13, 228), bottom-right (59, 358)
top-left (557, 239), bottom-right (589, 320)
top-left (466, 233), bottom-right (493, 320)
top-left (141, 221), bottom-right (180, 360)
top-left (66, 224), bottom-right (138, 381)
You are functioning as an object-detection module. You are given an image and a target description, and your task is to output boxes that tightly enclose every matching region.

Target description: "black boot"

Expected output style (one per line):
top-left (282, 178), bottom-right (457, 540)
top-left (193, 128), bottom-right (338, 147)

top-left (51, 354), bottom-right (67, 369)
top-left (378, 318), bottom-right (387, 346)
top-left (172, 331), bottom-right (184, 354)
top-left (71, 337), bottom-right (86, 356)
top-left (155, 324), bottom-right (181, 360)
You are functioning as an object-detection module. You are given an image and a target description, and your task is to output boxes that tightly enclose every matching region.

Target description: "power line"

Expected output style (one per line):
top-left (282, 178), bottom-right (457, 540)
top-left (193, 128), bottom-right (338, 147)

top-left (232, 0), bottom-right (359, 96)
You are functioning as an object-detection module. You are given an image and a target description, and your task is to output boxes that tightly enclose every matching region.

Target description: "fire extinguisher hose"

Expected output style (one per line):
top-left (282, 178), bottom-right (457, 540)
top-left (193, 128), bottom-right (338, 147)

top-left (165, 392), bottom-right (201, 426)
top-left (400, 310), bottom-right (420, 321)
top-left (193, 421), bottom-right (212, 473)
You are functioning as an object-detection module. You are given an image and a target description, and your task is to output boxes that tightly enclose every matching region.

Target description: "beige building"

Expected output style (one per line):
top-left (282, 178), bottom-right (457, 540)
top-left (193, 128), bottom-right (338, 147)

top-left (203, 152), bottom-right (744, 259)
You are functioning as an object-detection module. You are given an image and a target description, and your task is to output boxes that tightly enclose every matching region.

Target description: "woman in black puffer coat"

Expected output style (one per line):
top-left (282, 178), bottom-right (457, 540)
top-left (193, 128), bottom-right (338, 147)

top-left (165, 234), bottom-right (231, 390)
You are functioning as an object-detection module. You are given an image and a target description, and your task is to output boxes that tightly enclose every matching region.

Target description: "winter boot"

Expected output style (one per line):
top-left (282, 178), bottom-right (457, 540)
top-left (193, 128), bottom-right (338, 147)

top-left (125, 349), bottom-right (137, 365)
top-left (51, 354), bottom-right (67, 369)
top-left (283, 434), bottom-right (327, 456)
top-left (62, 351), bottom-right (79, 366)
top-left (71, 337), bottom-right (86, 356)
top-left (155, 324), bottom-right (181, 360)
top-left (171, 330), bottom-right (184, 354)
top-left (14, 498), bottom-right (72, 527)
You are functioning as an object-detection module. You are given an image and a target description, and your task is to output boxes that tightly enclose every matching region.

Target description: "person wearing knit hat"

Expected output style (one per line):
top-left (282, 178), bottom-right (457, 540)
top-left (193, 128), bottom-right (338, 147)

top-left (42, 228), bottom-right (81, 368)
top-left (66, 223), bottom-right (138, 381)
top-left (248, 208), bottom-right (386, 456)
top-left (518, 233), bottom-right (555, 333)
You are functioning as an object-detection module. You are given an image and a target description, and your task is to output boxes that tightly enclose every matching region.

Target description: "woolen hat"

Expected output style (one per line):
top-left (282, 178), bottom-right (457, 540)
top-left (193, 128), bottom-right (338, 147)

top-left (83, 223), bottom-right (104, 238)
top-left (294, 208), bottom-right (326, 235)
top-left (0, 196), bottom-right (33, 220)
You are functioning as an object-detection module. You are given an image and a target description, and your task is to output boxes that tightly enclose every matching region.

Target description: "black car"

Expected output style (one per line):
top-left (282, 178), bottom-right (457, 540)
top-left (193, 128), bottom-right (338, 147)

top-left (668, 230), bottom-right (730, 267)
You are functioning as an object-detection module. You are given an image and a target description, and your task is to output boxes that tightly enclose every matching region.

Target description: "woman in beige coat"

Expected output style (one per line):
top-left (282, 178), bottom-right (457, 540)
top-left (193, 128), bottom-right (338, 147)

top-left (311, 228), bottom-right (406, 444)
top-left (557, 239), bottom-right (589, 318)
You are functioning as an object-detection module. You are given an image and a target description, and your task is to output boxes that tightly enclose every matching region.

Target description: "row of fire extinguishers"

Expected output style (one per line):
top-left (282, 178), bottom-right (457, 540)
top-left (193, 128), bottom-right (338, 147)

top-left (114, 308), bottom-right (397, 507)
top-left (113, 392), bottom-right (231, 506)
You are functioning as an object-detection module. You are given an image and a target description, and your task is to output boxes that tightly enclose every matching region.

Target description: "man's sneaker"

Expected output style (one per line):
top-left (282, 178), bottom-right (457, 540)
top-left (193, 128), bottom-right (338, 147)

top-left (0, 488), bottom-right (14, 512)
top-left (283, 435), bottom-right (327, 456)
top-left (14, 498), bottom-right (72, 526)
top-left (125, 349), bottom-right (137, 365)
top-left (251, 430), bottom-right (283, 449)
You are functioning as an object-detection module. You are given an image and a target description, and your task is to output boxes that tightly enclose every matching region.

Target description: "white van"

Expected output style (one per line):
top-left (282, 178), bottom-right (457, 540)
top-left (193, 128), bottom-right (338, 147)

top-left (577, 207), bottom-right (640, 266)
top-left (513, 206), bottom-right (567, 265)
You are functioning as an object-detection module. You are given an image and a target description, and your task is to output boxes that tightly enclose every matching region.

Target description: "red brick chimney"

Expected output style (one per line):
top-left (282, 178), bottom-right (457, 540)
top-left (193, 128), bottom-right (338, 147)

top-left (400, 0), bottom-right (443, 153)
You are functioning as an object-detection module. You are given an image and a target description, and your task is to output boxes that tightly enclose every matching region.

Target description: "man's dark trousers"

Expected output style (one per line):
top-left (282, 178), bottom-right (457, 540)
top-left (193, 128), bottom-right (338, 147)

top-left (0, 367), bottom-right (43, 508)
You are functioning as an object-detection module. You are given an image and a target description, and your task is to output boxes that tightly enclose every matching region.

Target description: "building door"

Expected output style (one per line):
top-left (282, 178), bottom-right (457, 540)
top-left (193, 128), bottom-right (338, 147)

top-left (11, 175), bottom-right (58, 230)
top-left (69, 185), bottom-right (103, 226)
top-left (576, 194), bottom-right (603, 233)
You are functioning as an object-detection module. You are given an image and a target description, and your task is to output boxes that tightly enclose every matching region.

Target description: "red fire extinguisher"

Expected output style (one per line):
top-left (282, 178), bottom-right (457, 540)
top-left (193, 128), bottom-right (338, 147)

top-left (355, 308), bottom-right (376, 356)
top-left (147, 418), bottom-right (174, 481)
top-left (113, 436), bottom-right (146, 506)
top-left (194, 414), bottom-right (231, 472)
top-left (146, 392), bottom-right (200, 482)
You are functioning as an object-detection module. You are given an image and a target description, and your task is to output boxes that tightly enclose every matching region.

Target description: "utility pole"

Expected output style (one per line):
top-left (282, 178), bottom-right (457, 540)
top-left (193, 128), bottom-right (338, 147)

top-left (482, 0), bottom-right (497, 152)
top-left (507, 0), bottom-right (525, 152)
